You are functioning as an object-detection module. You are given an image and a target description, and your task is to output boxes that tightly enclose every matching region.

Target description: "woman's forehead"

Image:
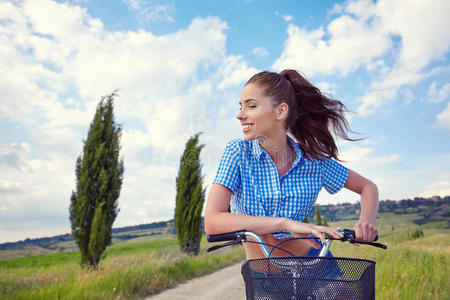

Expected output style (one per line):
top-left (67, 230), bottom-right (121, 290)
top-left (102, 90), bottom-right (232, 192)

top-left (240, 84), bottom-right (269, 103)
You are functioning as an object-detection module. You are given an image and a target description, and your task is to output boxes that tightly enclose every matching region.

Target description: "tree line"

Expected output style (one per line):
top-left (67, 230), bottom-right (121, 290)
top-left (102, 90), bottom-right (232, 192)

top-left (309, 196), bottom-right (450, 225)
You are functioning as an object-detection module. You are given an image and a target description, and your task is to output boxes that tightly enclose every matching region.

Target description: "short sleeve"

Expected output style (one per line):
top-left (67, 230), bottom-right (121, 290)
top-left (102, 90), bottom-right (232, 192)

top-left (320, 158), bottom-right (349, 194)
top-left (212, 140), bottom-right (241, 193)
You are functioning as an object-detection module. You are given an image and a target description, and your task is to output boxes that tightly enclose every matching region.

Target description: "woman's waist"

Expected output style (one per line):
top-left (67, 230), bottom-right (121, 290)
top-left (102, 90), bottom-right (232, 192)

top-left (243, 234), bottom-right (313, 259)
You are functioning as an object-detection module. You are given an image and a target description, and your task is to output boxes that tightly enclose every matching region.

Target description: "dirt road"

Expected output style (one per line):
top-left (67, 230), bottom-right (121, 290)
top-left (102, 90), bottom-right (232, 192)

top-left (147, 263), bottom-right (245, 300)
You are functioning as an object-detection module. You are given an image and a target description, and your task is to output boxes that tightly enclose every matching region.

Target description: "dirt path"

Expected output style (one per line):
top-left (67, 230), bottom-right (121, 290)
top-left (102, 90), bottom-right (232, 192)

top-left (147, 263), bottom-right (245, 300)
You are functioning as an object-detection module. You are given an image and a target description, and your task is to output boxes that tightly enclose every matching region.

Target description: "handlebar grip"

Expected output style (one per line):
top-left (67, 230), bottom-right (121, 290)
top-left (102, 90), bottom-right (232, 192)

top-left (207, 230), bottom-right (246, 243)
top-left (344, 229), bottom-right (378, 242)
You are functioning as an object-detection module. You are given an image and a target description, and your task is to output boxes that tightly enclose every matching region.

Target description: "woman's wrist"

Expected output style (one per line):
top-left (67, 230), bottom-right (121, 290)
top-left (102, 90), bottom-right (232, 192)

top-left (280, 217), bottom-right (294, 232)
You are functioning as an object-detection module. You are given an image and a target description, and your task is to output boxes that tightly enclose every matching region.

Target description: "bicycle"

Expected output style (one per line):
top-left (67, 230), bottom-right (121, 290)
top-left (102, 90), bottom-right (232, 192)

top-left (207, 229), bottom-right (387, 300)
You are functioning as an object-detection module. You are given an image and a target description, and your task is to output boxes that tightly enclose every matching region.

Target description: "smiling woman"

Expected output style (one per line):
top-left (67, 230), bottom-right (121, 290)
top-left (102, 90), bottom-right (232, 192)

top-left (205, 69), bottom-right (379, 260)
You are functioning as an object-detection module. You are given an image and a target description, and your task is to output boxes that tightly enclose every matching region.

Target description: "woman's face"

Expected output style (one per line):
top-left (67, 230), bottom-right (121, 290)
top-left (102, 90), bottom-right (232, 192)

top-left (237, 83), bottom-right (284, 141)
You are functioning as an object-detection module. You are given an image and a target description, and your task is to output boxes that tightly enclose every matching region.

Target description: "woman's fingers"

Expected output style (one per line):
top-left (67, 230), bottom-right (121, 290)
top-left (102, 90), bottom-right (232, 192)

top-left (310, 228), bottom-right (326, 245)
top-left (291, 223), bottom-right (343, 241)
top-left (310, 225), bottom-right (342, 239)
top-left (353, 222), bottom-right (378, 242)
top-left (322, 226), bottom-right (343, 239)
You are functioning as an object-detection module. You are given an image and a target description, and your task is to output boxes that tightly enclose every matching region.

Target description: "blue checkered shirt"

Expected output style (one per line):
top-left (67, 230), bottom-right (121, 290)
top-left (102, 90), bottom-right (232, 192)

top-left (213, 136), bottom-right (349, 239)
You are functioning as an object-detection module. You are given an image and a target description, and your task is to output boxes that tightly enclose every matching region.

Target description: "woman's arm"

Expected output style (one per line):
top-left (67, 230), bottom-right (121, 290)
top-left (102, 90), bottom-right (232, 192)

top-left (344, 169), bottom-right (379, 242)
top-left (204, 183), bottom-right (343, 246)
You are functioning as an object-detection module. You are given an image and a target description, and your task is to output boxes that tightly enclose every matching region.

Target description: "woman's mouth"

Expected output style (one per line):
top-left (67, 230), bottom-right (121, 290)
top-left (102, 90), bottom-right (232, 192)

top-left (242, 123), bottom-right (254, 133)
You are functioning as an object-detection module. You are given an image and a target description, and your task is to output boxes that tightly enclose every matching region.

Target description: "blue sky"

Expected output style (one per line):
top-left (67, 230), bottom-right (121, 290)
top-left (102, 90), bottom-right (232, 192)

top-left (0, 0), bottom-right (449, 243)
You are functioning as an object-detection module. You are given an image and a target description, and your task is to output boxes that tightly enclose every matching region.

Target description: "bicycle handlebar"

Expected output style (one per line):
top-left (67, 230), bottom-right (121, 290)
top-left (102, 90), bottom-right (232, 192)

top-left (207, 229), bottom-right (379, 243)
top-left (207, 230), bottom-right (247, 243)
top-left (207, 229), bottom-right (387, 256)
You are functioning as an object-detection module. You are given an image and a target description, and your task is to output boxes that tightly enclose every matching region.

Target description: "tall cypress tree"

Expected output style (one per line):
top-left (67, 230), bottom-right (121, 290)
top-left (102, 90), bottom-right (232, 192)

top-left (174, 133), bottom-right (205, 256)
top-left (315, 206), bottom-right (323, 226)
top-left (69, 92), bottom-right (124, 268)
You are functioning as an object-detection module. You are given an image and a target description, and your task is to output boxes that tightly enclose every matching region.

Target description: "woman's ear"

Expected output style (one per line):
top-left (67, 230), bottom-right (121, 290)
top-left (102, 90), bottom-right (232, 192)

top-left (276, 103), bottom-right (289, 120)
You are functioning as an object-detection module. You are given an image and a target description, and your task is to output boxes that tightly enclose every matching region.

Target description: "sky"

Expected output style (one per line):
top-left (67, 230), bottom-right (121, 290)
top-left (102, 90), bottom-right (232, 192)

top-left (0, 0), bottom-right (449, 243)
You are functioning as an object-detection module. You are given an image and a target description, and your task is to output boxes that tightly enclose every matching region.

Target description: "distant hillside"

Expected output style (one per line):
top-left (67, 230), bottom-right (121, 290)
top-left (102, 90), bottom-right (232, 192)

top-left (1, 195), bottom-right (448, 259)
top-left (0, 220), bottom-right (175, 253)
top-left (311, 195), bottom-right (449, 225)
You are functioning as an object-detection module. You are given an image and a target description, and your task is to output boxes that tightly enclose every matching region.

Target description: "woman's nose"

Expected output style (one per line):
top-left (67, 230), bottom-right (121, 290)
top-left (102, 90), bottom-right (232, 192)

top-left (236, 109), bottom-right (244, 120)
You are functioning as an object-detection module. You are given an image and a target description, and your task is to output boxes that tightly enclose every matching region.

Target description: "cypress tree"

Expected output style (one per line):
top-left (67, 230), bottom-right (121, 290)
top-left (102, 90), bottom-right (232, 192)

top-left (174, 133), bottom-right (205, 256)
top-left (69, 92), bottom-right (124, 268)
top-left (315, 207), bottom-right (322, 226)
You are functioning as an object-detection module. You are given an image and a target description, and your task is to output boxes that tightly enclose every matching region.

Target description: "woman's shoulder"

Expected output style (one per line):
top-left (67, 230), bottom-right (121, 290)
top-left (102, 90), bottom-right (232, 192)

top-left (224, 137), bottom-right (253, 151)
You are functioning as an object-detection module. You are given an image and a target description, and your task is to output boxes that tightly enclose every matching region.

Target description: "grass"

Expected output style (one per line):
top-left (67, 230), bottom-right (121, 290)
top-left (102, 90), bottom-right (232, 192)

top-left (329, 213), bottom-right (449, 300)
top-left (0, 237), bottom-right (245, 300)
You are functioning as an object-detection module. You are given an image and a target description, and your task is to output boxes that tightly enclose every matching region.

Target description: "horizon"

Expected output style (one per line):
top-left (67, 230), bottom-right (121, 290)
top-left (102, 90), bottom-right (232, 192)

top-left (1, 0), bottom-right (449, 243)
top-left (1, 194), bottom-right (447, 245)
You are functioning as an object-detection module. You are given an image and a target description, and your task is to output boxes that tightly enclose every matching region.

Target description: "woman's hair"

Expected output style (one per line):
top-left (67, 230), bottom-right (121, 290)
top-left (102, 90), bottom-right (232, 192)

top-left (245, 69), bottom-right (358, 161)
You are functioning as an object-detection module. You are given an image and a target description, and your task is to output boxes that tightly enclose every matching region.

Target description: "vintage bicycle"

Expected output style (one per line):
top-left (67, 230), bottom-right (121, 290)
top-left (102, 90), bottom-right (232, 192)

top-left (207, 229), bottom-right (387, 300)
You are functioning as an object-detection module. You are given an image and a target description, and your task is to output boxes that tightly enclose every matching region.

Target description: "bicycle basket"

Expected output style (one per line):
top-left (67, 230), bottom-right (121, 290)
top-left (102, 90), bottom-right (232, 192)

top-left (241, 256), bottom-right (375, 300)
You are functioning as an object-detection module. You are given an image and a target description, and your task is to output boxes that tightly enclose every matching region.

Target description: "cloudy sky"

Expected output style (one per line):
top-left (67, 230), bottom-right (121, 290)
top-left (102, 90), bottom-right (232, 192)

top-left (1, 0), bottom-right (449, 243)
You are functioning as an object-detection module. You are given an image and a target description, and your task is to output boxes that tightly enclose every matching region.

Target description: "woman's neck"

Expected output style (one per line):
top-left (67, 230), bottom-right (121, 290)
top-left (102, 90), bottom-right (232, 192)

top-left (258, 134), bottom-right (295, 166)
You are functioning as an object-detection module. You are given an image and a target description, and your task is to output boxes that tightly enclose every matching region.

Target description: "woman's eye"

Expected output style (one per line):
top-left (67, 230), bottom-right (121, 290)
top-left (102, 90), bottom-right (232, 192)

top-left (249, 105), bottom-right (256, 108)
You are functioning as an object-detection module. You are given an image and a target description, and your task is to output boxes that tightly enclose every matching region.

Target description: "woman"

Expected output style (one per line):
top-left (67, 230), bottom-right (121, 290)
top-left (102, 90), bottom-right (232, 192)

top-left (204, 69), bottom-right (379, 259)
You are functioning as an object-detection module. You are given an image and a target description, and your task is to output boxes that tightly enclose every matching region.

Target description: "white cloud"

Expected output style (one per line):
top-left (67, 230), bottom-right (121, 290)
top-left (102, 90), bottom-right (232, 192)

top-left (251, 47), bottom-right (269, 58)
top-left (435, 102), bottom-right (450, 131)
top-left (365, 59), bottom-right (389, 75)
top-left (122, 0), bottom-right (175, 23)
top-left (318, 144), bottom-right (400, 205)
top-left (275, 11), bottom-right (293, 23)
top-left (273, 16), bottom-right (391, 77)
top-left (274, 0), bottom-right (450, 115)
top-left (217, 55), bottom-right (259, 90)
top-left (340, 145), bottom-right (398, 165)
top-left (356, 89), bottom-right (396, 116)
top-left (427, 82), bottom-right (450, 103)
top-left (0, 142), bottom-right (30, 172)
top-left (315, 81), bottom-right (338, 96)
top-left (282, 15), bottom-right (293, 22)
top-left (421, 172), bottom-right (450, 198)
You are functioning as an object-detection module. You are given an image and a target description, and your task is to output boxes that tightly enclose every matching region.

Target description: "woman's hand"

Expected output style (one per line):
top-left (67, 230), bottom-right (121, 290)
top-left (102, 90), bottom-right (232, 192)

top-left (285, 219), bottom-right (343, 249)
top-left (353, 221), bottom-right (378, 243)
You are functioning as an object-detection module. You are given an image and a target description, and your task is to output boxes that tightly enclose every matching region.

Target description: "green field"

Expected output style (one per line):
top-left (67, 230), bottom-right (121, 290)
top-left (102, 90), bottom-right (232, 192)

top-left (330, 213), bottom-right (449, 300)
top-left (0, 238), bottom-right (245, 299)
top-left (0, 213), bottom-right (448, 299)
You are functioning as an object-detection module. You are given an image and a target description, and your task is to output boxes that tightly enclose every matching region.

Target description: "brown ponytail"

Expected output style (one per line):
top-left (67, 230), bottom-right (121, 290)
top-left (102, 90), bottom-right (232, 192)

top-left (245, 69), bottom-right (358, 161)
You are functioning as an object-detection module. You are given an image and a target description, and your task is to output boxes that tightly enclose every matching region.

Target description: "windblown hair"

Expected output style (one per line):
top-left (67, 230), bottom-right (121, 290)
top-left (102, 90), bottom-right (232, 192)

top-left (245, 69), bottom-right (357, 161)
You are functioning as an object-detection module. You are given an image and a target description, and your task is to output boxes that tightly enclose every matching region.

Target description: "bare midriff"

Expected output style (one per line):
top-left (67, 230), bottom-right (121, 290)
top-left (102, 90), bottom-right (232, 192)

top-left (243, 233), bottom-right (316, 259)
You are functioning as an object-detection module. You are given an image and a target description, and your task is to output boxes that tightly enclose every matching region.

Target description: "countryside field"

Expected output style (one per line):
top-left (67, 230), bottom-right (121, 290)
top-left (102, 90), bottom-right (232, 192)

top-left (0, 213), bottom-right (448, 299)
